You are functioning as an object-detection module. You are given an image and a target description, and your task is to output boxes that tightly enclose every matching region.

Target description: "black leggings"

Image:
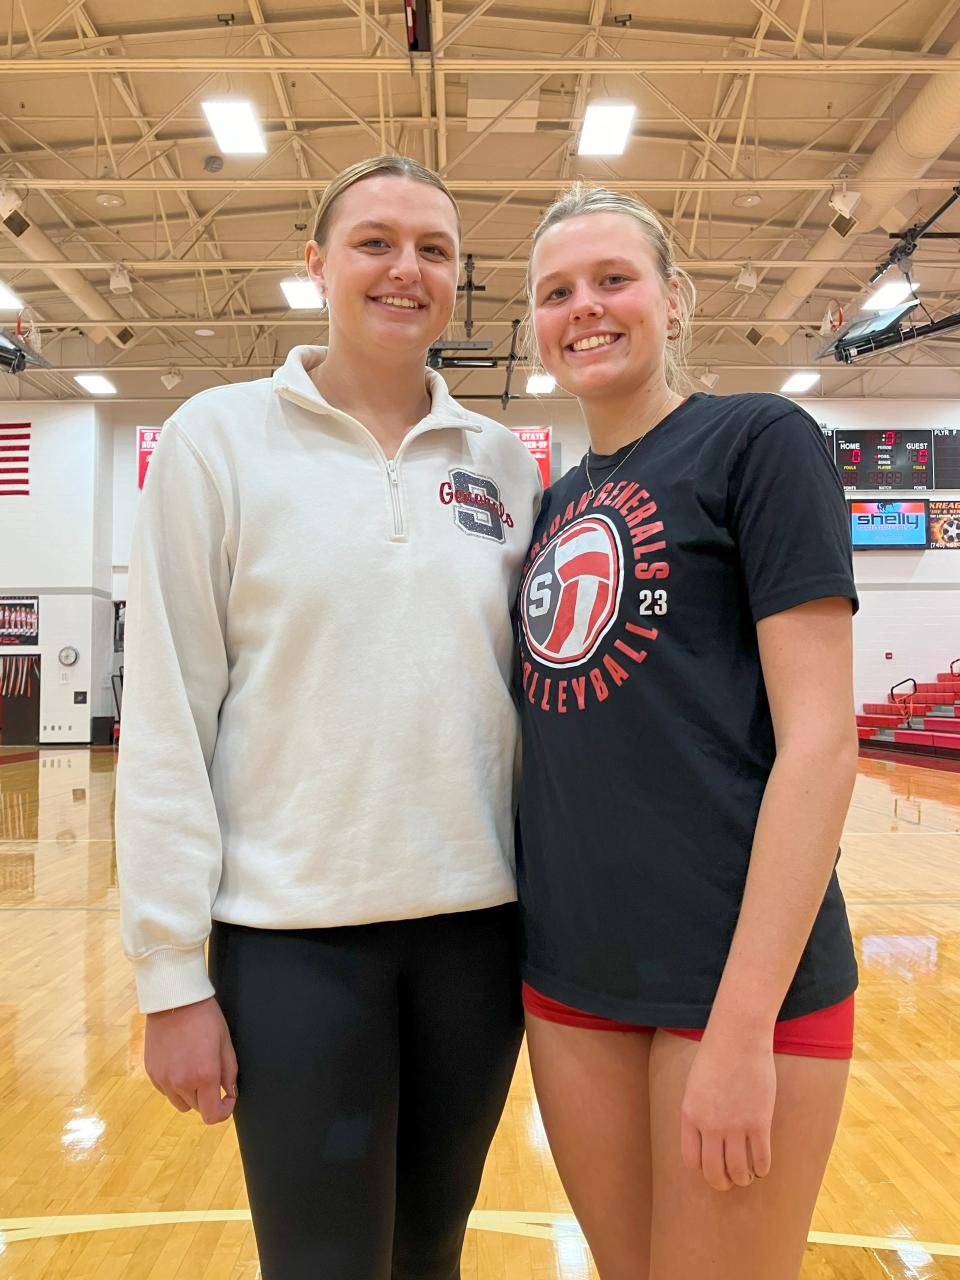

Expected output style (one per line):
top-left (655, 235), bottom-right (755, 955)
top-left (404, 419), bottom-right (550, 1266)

top-left (208, 905), bottom-right (523, 1280)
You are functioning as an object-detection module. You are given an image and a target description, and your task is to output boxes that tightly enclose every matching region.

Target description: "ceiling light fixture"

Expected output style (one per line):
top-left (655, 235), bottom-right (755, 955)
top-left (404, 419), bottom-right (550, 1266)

top-left (526, 372), bottom-right (556, 394)
top-left (699, 368), bottom-right (720, 389)
top-left (194, 327), bottom-right (216, 337)
top-left (577, 101), bottom-right (636, 157)
top-left (280, 278), bottom-right (325, 309)
top-left (160, 367), bottom-right (183, 391)
top-left (732, 192), bottom-right (762, 209)
top-left (863, 276), bottom-right (918, 311)
top-left (780, 371), bottom-right (820, 395)
top-left (0, 282), bottom-right (24, 310)
top-left (201, 100), bottom-right (267, 155)
top-left (75, 374), bottom-right (117, 395)
top-left (96, 192), bottom-right (125, 208)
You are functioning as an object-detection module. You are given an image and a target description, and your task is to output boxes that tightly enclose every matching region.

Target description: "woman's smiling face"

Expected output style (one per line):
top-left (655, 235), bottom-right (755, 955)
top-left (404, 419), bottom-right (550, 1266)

top-left (307, 175), bottom-right (460, 356)
top-left (530, 211), bottom-right (681, 401)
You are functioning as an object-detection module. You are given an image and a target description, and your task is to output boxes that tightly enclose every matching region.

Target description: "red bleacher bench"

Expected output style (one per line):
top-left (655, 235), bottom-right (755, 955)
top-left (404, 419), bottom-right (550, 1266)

top-left (933, 734), bottom-right (960, 752)
top-left (857, 714), bottom-right (901, 729)
top-left (894, 730), bottom-right (935, 746)
top-left (857, 726), bottom-right (878, 740)
top-left (923, 717), bottom-right (960, 735)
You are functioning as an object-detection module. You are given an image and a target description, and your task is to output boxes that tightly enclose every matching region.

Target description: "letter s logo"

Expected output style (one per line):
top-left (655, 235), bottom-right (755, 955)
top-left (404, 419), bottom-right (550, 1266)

top-left (527, 572), bottom-right (553, 617)
top-left (448, 469), bottom-right (505, 542)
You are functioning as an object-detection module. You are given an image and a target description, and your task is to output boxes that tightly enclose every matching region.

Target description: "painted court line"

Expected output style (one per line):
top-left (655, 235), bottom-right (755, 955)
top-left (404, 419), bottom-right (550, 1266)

top-left (2, 1211), bottom-right (960, 1257)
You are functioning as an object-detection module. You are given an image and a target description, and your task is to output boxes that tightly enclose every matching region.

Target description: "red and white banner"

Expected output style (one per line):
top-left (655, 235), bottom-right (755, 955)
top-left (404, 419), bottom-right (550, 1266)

top-left (0, 422), bottom-right (30, 498)
top-left (137, 427), bottom-right (163, 489)
top-left (510, 427), bottom-right (552, 489)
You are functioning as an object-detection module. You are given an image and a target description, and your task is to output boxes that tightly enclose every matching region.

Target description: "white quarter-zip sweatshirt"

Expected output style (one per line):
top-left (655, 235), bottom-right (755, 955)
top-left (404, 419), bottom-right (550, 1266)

top-left (115, 346), bottom-right (542, 1014)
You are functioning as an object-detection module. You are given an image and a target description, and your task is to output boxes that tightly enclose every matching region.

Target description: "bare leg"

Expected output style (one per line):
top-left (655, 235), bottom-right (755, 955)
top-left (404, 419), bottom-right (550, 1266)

top-left (525, 1013), bottom-right (654, 1280)
top-left (648, 1030), bottom-right (849, 1280)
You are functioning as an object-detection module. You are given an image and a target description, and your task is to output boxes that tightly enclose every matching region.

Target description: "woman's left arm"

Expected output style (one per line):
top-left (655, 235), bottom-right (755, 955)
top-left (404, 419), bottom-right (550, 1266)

top-left (680, 596), bottom-right (858, 1192)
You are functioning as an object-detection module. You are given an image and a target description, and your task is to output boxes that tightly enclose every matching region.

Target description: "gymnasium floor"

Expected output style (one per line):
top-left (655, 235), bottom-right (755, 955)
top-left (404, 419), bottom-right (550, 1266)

top-left (0, 748), bottom-right (958, 1279)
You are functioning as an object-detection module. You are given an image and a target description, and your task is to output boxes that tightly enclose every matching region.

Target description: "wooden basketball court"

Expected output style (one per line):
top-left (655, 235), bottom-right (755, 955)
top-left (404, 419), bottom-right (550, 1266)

top-left (1, 747), bottom-right (958, 1278)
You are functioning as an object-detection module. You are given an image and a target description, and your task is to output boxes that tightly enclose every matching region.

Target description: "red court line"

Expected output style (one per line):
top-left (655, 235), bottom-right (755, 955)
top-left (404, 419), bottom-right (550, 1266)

top-left (0, 751), bottom-right (40, 768)
top-left (859, 746), bottom-right (960, 774)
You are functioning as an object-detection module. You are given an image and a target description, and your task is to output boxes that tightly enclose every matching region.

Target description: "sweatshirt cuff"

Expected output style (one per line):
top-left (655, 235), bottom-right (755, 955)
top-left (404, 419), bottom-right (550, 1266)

top-left (132, 944), bottom-right (215, 1014)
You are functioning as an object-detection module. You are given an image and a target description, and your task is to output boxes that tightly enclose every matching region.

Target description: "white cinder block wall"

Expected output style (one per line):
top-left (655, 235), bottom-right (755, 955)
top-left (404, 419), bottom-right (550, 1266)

top-left (0, 401), bottom-right (114, 743)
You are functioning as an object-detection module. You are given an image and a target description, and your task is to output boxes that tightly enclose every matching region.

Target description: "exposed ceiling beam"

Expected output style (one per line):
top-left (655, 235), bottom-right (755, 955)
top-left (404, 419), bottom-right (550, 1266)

top-left (431, 0), bottom-right (448, 170)
top-left (435, 0), bottom-right (501, 53)
top-left (559, 0), bottom-right (609, 182)
top-left (6, 13), bottom-right (956, 59)
top-left (8, 177), bottom-right (957, 192)
top-left (441, 29), bottom-right (591, 177)
top-left (6, 258), bottom-right (959, 273)
top-left (0, 122), bottom-right (922, 167)
top-left (20, 316), bottom-right (827, 329)
top-left (33, 362), bottom-right (960, 374)
top-left (2, 55), bottom-right (959, 74)
top-left (42, 199), bottom-right (860, 238)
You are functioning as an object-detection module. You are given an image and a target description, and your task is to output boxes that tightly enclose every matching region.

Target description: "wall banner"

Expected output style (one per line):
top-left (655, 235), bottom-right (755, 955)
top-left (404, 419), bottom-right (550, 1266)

top-left (137, 427), bottom-right (163, 489)
top-left (509, 427), bottom-right (552, 489)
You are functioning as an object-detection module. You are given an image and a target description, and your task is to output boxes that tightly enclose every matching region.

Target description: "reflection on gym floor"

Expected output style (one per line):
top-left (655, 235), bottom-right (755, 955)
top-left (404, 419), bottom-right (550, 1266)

top-left (1, 747), bottom-right (959, 1279)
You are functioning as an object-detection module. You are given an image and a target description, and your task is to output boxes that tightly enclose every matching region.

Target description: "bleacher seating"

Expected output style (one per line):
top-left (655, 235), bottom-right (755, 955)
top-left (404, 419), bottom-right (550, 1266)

top-left (858, 660), bottom-right (960, 761)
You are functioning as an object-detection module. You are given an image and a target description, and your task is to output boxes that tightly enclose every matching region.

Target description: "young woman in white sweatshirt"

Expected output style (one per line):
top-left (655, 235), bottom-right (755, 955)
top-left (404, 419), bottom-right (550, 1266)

top-left (116, 154), bottom-right (541, 1280)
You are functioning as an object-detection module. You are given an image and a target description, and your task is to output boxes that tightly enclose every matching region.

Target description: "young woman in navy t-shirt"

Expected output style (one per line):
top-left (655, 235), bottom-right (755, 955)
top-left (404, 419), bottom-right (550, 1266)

top-left (517, 184), bottom-right (859, 1280)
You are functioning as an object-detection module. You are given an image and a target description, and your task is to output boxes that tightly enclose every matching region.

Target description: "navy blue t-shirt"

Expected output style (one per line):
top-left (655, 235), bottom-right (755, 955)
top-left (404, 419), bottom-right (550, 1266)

top-left (515, 392), bottom-right (859, 1026)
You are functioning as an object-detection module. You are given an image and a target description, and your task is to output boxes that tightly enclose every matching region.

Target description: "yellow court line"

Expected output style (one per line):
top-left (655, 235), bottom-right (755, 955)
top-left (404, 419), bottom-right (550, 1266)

top-left (809, 1230), bottom-right (960, 1258)
top-left (844, 831), bottom-right (960, 836)
top-left (2, 1211), bottom-right (960, 1257)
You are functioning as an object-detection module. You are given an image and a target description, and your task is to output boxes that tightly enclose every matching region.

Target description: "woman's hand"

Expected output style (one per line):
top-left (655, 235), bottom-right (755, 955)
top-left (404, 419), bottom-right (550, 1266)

top-left (144, 996), bottom-right (238, 1125)
top-left (679, 1032), bottom-right (776, 1191)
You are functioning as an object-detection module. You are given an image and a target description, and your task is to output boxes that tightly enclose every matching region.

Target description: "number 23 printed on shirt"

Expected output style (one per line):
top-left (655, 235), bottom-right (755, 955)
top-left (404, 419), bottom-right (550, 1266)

top-left (637, 589), bottom-right (668, 616)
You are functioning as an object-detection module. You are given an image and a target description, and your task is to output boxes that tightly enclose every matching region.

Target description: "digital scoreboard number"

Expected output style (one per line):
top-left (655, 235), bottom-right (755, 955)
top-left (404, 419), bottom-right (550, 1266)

top-left (833, 430), bottom-right (933, 491)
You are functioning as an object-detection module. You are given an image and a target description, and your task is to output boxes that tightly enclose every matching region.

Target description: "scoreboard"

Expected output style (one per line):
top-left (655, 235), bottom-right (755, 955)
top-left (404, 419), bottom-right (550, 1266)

top-left (833, 430), bottom-right (932, 491)
top-left (819, 426), bottom-right (960, 491)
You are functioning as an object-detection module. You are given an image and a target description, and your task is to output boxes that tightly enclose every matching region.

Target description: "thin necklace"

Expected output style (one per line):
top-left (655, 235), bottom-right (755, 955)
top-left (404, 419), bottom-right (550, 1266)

top-left (583, 390), bottom-right (680, 496)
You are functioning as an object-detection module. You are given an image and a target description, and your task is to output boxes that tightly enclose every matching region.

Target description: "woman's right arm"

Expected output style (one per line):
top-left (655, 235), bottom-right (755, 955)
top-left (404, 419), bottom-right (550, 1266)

top-left (115, 420), bottom-right (237, 1123)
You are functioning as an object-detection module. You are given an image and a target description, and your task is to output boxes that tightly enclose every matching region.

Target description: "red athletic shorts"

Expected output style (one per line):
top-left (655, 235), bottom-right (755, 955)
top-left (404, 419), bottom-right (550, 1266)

top-left (522, 983), bottom-right (854, 1060)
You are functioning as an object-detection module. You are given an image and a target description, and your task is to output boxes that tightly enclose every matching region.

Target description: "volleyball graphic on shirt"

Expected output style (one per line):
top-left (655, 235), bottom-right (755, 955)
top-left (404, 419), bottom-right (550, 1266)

top-left (521, 515), bottom-right (624, 667)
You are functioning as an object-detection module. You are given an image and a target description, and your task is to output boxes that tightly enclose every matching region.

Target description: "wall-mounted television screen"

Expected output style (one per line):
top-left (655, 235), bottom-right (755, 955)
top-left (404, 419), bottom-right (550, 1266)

top-left (848, 499), bottom-right (928, 549)
top-left (929, 501), bottom-right (960, 550)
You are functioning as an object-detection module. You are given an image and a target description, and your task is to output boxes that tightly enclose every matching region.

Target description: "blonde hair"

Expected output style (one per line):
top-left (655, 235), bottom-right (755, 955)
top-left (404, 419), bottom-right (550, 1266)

top-left (312, 154), bottom-right (461, 246)
top-left (526, 184), bottom-right (697, 394)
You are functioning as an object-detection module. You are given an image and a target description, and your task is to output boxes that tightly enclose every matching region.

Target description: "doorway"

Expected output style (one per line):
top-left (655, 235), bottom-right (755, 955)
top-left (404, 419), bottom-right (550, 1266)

top-left (0, 656), bottom-right (41, 746)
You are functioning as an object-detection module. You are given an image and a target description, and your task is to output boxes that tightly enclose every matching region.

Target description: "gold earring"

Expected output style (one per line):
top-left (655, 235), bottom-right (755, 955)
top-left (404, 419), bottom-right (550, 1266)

top-left (667, 317), bottom-right (682, 341)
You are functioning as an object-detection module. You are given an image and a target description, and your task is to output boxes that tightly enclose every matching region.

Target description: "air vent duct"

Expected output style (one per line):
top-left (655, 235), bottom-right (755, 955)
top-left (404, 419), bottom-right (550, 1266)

top-left (0, 205), bottom-right (134, 348)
